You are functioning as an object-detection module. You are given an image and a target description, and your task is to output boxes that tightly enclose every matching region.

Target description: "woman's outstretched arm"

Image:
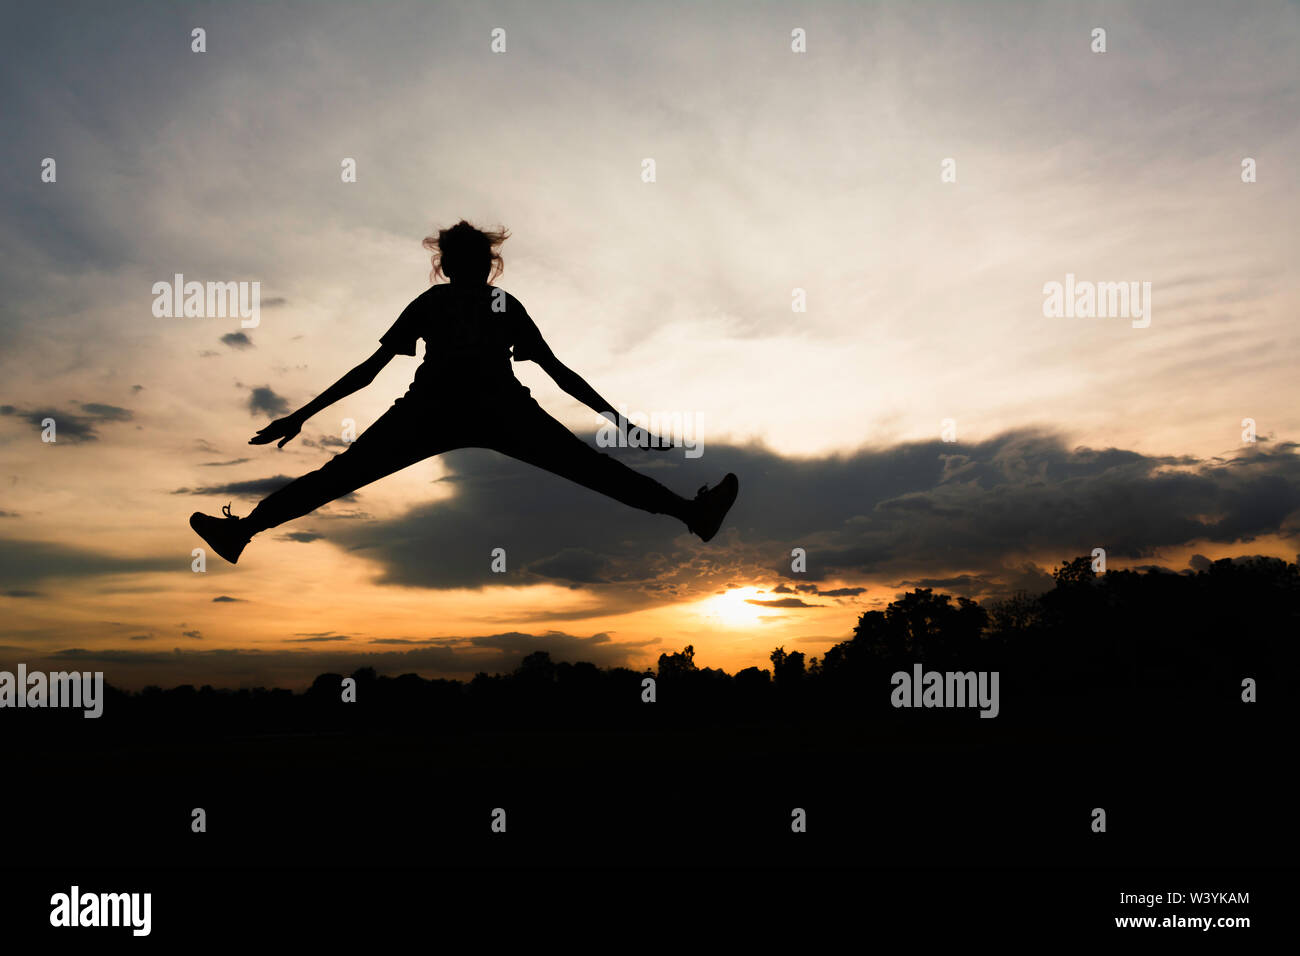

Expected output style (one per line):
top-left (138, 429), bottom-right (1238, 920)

top-left (532, 345), bottom-right (671, 450)
top-left (535, 351), bottom-right (618, 421)
top-left (250, 346), bottom-right (396, 448)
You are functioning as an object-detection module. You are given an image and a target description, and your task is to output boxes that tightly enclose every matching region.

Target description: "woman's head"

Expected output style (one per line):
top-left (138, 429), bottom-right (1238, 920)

top-left (423, 220), bottom-right (509, 284)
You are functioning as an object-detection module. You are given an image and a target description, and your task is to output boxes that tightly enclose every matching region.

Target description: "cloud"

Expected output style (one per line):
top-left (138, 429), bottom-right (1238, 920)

top-left (211, 595), bottom-right (242, 602)
top-left (770, 582), bottom-right (864, 597)
top-left (280, 531), bottom-right (324, 543)
top-left (77, 403), bottom-right (132, 420)
top-left (745, 597), bottom-right (823, 608)
top-left (222, 332), bottom-right (254, 350)
top-left (0, 538), bottom-right (176, 587)
top-left (0, 402), bottom-right (133, 443)
top-left (247, 385), bottom-right (289, 418)
top-left (526, 547), bottom-right (610, 583)
top-left (173, 475), bottom-right (294, 497)
top-left (898, 574), bottom-right (995, 591)
top-left (172, 477), bottom-right (356, 508)
top-left (321, 431), bottom-right (1300, 603)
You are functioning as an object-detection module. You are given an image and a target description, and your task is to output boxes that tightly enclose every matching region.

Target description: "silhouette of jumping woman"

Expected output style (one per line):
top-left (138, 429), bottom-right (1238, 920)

top-left (189, 221), bottom-right (739, 564)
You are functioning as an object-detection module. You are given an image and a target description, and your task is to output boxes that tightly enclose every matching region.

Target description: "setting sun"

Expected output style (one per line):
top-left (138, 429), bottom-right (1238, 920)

top-left (694, 586), bottom-right (770, 627)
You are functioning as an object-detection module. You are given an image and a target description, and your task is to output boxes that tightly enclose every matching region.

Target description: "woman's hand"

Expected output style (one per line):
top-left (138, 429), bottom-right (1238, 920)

top-left (250, 414), bottom-right (304, 448)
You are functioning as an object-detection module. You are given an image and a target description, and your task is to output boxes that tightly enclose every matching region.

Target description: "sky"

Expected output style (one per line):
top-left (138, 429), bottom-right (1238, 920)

top-left (1, 0), bottom-right (1298, 689)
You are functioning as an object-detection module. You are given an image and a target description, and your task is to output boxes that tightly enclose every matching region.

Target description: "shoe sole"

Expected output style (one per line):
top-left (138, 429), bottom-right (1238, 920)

top-left (695, 473), bottom-right (739, 543)
top-left (189, 512), bottom-right (248, 565)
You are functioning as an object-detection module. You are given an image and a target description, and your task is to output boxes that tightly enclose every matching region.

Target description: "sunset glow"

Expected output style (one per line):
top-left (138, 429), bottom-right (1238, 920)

top-left (693, 587), bottom-right (771, 628)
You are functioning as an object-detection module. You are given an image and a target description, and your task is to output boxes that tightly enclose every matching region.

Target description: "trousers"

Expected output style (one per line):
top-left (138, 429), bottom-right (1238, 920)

top-left (245, 394), bottom-right (687, 532)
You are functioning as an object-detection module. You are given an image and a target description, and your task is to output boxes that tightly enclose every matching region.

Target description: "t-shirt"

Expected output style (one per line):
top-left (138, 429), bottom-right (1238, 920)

top-left (380, 283), bottom-right (547, 400)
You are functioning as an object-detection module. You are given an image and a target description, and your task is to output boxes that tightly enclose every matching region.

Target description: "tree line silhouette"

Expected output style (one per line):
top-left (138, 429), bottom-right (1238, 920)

top-left (9, 555), bottom-right (1294, 745)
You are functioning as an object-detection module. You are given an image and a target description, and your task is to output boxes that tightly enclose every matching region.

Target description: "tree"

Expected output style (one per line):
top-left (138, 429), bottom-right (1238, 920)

top-left (517, 650), bottom-right (556, 682)
top-left (848, 589), bottom-right (988, 666)
top-left (1052, 555), bottom-right (1096, 587)
top-left (770, 646), bottom-right (806, 686)
top-left (657, 645), bottom-right (698, 681)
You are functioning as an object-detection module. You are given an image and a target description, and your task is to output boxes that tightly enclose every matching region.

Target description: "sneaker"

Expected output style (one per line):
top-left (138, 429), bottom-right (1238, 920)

top-left (688, 473), bottom-right (739, 542)
top-left (189, 503), bottom-right (251, 565)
